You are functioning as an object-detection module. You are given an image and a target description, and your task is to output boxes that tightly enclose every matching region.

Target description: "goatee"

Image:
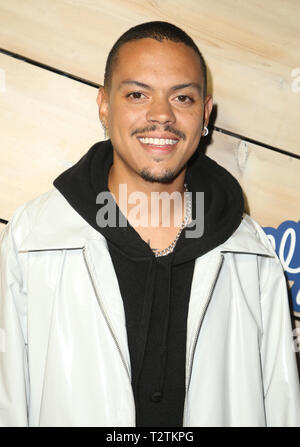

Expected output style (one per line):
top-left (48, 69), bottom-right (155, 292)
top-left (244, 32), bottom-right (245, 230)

top-left (139, 168), bottom-right (176, 184)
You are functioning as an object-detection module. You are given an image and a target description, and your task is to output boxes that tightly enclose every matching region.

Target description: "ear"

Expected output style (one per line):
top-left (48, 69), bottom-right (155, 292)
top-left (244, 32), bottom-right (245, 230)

top-left (96, 86), bottom-right (109, 128)
top-left (203, 95), bottom-right (213, 128)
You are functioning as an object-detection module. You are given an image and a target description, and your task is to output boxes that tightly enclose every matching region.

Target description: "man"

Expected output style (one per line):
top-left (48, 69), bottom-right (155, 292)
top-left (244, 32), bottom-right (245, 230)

top-left (0, 21), bottom-right (299, 427)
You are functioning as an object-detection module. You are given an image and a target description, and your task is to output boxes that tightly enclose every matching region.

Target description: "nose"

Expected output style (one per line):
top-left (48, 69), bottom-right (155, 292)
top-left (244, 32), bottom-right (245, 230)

top-left (146, 96), bottom-right (176, 125)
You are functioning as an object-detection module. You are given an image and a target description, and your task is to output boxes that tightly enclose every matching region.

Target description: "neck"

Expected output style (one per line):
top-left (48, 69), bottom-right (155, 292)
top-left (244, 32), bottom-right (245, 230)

top-left (108, 164), bottom-right (187, 229)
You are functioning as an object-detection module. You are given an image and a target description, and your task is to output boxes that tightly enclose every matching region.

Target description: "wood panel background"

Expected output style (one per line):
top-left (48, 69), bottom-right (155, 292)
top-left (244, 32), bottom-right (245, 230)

top-left (1, 0), bottom-right (299, 154)
top-left (0, 52), bottom-right (103, 219)
top-left (0, 1), bottom-right (299, 327)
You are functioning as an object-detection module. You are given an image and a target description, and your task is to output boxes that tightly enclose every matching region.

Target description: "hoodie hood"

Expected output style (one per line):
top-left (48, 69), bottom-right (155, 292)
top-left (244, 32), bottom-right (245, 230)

top-left (53, 139), bottom-right (244, 264)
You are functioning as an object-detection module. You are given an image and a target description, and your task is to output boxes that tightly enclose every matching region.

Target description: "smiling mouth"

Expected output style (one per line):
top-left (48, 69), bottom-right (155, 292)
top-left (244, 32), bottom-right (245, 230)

top-left (137, 137), bottom-right (179, 147)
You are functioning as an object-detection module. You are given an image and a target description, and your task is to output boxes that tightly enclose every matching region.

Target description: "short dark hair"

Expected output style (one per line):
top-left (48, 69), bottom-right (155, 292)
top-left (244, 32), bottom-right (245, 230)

top-left (104, 21), bottom-right (207, 98)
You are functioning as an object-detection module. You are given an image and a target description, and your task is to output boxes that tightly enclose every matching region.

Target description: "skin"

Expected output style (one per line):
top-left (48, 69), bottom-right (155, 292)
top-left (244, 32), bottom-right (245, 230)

top-left (96, 38), bottom-right (213, 249)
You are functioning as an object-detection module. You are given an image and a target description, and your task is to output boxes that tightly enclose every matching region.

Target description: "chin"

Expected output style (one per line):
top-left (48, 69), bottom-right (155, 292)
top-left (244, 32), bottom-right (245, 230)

top-left (139, 167), bottom-right (177, 184)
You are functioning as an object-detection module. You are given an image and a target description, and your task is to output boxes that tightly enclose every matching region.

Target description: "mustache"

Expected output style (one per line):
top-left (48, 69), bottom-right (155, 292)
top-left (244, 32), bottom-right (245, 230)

top-left (131, 125), bottom-right (186, 141)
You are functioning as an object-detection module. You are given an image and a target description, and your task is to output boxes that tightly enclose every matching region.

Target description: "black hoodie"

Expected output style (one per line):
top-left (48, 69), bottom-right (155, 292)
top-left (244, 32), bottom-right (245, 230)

top-left (53, 139), bottom-right (244, 427)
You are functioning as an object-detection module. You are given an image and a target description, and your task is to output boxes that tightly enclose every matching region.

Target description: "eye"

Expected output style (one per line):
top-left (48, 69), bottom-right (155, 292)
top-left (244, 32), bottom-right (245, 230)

top-left (175, 95), bottom-right (194, 104)
top-left (126, 91), bottom-right (146, 100)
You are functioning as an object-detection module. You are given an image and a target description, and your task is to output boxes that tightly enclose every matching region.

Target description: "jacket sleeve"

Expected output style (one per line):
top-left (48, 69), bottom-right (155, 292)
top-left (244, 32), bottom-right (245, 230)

top-left (259, 247), bottom-right (300, 426)
top-left (0, 214), bottom-right (29, 426)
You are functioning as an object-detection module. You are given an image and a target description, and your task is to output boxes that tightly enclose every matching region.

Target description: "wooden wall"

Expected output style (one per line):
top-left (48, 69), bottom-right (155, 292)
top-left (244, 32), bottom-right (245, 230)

top-left (0, 1), bottom-right (299, 324)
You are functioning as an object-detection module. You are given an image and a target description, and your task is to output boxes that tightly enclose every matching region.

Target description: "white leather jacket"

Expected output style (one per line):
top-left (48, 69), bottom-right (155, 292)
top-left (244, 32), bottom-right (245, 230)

top-left (0, 188), bottom-right (300, 427)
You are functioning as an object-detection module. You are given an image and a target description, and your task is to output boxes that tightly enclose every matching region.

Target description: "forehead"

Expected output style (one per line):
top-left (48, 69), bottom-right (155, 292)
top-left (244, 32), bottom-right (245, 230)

top-left (111, 38), bottom-right (203, 88)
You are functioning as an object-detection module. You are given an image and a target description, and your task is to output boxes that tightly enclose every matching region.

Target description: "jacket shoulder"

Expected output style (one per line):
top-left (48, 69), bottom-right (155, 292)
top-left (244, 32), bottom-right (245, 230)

top-left (2, 189), bottom-right (69, 248)
top-left (5, 188), bottom-right (101, 252)
top-left (242, 214), bottom-right (278, 256)
top-left (223, 213), bottom-right (279, 260)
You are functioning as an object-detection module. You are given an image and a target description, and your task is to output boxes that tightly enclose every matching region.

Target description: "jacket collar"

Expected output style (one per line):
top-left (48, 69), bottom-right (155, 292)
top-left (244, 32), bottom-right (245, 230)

top-left (220, 220), bottom-right (273, 256)
top-left (18, 189), bottom-right (103, 252)
top-left (18, 189), bottom-right (272, 257)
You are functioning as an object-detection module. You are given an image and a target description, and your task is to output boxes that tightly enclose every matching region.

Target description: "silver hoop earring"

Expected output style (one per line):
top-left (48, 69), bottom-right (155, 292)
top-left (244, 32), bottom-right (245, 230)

top-left (202, 126), bottom-right (209, 136)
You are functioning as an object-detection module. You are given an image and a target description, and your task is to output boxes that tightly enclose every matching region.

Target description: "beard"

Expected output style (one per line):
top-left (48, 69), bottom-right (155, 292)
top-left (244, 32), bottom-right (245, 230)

top-left (139, 167), bottom-right (176, 184)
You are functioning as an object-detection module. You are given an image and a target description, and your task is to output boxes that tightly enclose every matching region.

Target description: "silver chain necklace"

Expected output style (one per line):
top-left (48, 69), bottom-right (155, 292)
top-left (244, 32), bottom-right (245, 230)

top-left (151, 183), bottom-right (192, 257)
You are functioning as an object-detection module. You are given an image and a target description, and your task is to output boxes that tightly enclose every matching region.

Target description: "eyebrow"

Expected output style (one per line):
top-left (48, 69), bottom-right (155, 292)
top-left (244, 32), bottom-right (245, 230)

top-left (171, 82), bottom-right (202, 95)
top-left (120, 80), bottom-right (152, 90)
top-left (119, 80), bottom-right (202, 95)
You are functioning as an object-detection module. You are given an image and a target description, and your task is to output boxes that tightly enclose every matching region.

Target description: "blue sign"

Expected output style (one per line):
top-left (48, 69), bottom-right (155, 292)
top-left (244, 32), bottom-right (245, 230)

top-left (263, 221), bottom-right (300, 313)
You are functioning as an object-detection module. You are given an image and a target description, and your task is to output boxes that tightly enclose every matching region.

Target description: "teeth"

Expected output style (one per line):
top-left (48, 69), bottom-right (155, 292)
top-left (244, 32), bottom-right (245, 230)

top-left (138, 137), bottom-right (178, 145)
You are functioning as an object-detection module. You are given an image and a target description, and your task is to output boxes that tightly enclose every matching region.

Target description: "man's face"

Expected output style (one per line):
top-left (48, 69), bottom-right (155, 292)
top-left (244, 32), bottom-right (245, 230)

top-left (97, 38), bottom-right (212, 184)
